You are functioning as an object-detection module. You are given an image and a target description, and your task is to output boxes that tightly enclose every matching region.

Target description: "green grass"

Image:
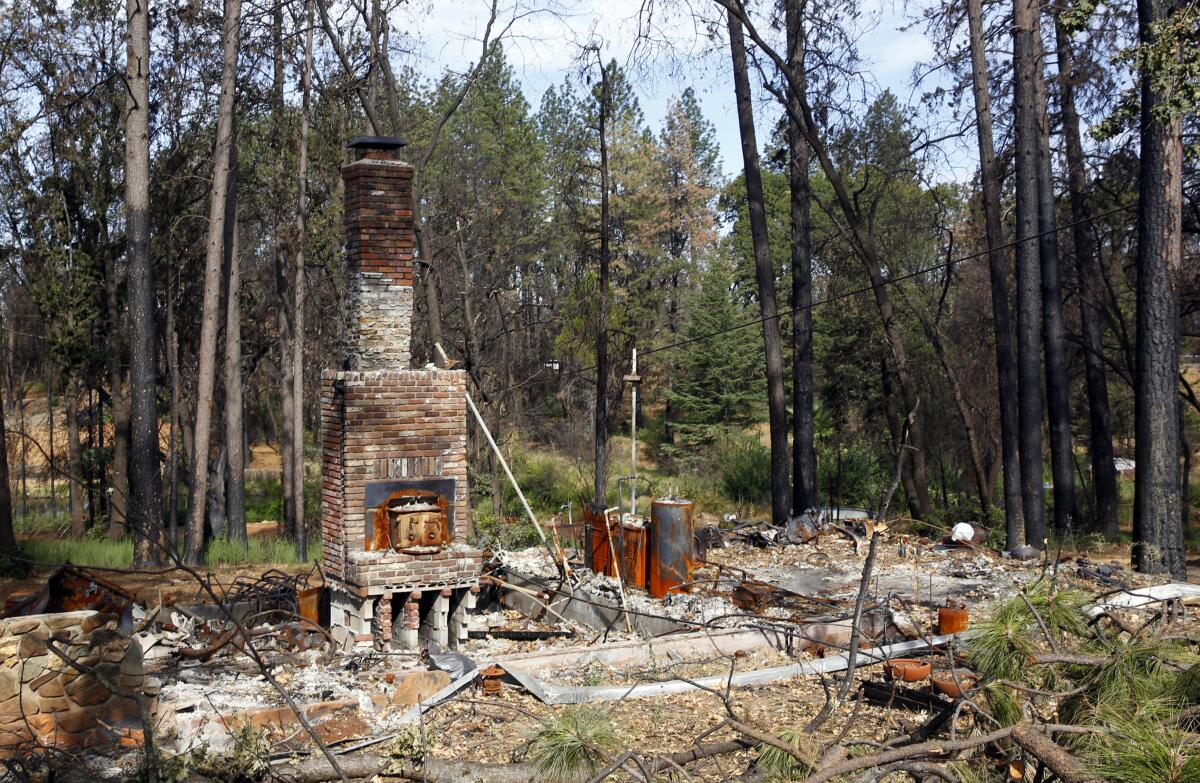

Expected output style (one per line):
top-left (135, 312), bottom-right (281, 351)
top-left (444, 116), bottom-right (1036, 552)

top-left (204, 536), bottom-right (322, 566)
top-left (19, 537), bottom-right (134, 570)
top-left (754, 727), bottom-right (814, 782)
top-left (15, 535), bottom-right (322, 571)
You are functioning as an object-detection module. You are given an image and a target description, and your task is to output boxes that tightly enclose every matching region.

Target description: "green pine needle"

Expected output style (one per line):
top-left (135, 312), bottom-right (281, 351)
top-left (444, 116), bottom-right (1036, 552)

top-left (526, 705), bottom-right (621, 781)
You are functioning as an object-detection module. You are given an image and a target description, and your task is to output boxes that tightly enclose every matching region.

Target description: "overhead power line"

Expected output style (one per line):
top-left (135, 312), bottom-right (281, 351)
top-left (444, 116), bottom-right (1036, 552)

top-left (547, 201), bottom-right (1140, 384)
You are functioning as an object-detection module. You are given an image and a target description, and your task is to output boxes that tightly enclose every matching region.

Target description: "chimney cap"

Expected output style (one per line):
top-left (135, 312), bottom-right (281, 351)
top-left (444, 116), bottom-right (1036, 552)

top-left (348, 135), bottom-right (409, 152)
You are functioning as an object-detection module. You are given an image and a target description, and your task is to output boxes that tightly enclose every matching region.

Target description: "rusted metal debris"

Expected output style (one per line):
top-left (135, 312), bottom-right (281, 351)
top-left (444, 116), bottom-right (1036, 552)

top-left (2, 564), bottom-right (137, 623)
top-left (367, 490), bottom-right (452, 553)
top-left (479, 664), bottom-right (505, 696)
top-left (649, 498), bottom-right (694, 599)
top-left (731, 580), bottom-right (775, 612)
top-left (467, 628), bottom-right (574, 641)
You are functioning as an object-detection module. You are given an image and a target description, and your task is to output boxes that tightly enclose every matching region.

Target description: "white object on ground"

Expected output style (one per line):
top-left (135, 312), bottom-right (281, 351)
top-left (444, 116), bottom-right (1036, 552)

top-left (951, 523), bottom-right (976, 543)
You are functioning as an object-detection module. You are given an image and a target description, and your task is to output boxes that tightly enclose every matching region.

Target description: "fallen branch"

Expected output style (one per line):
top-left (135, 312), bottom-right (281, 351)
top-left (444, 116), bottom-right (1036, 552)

top-left (801, 723), bottom-right (1097, 783)
top-left (1009, 725), bottom-right (1104, 783)
top-left (270, 755), bottom-right (542, 783)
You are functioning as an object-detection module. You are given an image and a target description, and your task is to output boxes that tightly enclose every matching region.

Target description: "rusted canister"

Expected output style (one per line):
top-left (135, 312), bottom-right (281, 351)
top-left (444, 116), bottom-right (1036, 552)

top-left (621, 523), bottom-right (648, 590)
top-left (585, 504), bottom-right (613, 576)
top-left (649, 499), bottom-right (694, 598)
top-left (938, 606), bottom-right (969, 634)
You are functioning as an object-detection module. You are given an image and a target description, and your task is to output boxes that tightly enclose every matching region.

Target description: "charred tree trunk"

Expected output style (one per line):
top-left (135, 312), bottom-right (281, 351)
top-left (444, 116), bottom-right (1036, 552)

top-left (1012, 0), bottom-right (1047, 547)
top-left (967, 0), bottom-right (1024, 546)
top-left (66, 378), bottom-right (85, 538)
top-left (786, 0), bottom-right (817, 515)
top-left (47, 373), bottom-right (55, 520)
top-left (126, 0), bottom-right (163, 565)
top-left (1132, 0), bottom-right (1185, 577)
top-left (1033, 51), bottom-right (1077, 533)
top-left (103, 252), bottom-right (130, 541)
top-left (729, 11), bottom-right (791, 525)
top-left (592, 59), bottom-right (612, 515)
top-left (0, 387), bottom-right (14, 556)
top-left (222, 145), bottom-right (246, 547)
top-left (292, 2), bottom-right (312, 559)
top-left (184, 0), bottom-right (241, 565)
top-left (723, 6), bottom-right (933, 518)
top-left (272, 3), bottom-right (297, 544)
top-left (166, 291), bottom-right (181, 550)
top-left (1055, 20), bottom-right (1119, 538)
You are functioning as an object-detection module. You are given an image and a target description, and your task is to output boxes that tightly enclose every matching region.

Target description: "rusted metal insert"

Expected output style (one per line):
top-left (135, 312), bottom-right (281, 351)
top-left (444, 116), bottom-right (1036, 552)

top-left (368, 489), bottom-right (451, 553)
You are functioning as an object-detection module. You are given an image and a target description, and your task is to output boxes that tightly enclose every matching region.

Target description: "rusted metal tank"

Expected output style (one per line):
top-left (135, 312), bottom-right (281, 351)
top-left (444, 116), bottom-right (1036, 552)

top-left (584, 504), bottom-right (614, 577)
top-left (649, 498), bottom-right (694, 598)
top-left (620, 521), bottom-right (648, 590)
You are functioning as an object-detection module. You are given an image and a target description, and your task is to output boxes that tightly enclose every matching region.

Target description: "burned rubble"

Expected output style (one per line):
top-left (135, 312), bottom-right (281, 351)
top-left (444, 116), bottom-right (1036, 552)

top-left (1, 137), bottom-right (1196, 783)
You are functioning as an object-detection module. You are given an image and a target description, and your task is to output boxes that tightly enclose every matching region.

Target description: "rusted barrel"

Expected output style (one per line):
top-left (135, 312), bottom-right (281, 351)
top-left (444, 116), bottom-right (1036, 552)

top-left (584, 504), bottom-right (613, 576)
top-left (649, 498), bottom-right (694, 598)
top-left (620, 522), bottom-right (648, 590)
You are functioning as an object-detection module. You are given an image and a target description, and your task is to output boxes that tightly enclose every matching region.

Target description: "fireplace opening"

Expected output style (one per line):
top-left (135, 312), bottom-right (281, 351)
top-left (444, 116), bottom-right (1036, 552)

top-left (364, 478), bottom-right (457, 553)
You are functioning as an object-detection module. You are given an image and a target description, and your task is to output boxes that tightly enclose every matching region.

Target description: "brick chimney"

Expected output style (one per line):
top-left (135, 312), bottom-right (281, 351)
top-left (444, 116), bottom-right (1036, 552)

top-left (323, 136), bottom-right (481, 652)
top-left (342, 136), bottom-right (414, 370)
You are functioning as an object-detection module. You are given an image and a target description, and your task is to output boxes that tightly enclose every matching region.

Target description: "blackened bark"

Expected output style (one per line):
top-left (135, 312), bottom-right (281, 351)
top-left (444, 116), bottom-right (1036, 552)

top-left (293, 2), bottom-right (312, 559)
top-left (1033, 51), bottom-right (1077, 533)
top-left (47, 374), bottom-right (55, 520)
top-left (1055, 20), bottom-right (1119, 538)
top-left (786, 0), bottom-right (817, 515)
top-left (125, 0), bottom-right (162, 565)
top-left (103, 251), bottom-right (130, 540)
top-left (1132, 0), bottom-right (1185, 577)
top-left (729, 11), bottom-right (791, 525)
top-left (184, 0), bottom-right (241, 565)
top-left (0, 386), bottom-right (14, 555)
top-left (593, 60), bottom-right (611, 514)
top-left (66, 379), bottom-right (85, 538)
top-left (1012, 0), bottom-right (1047, 547)
top-left (967, 0), bottom-right (1024, 546)
top-left (272, 3), bottom-right (298, 543)
top-left (166, 293), bottom-right (180, 549)
top-left (729, 9), bottom-right (933, 518)
top-left (223, 147), bottom-right (246, 546)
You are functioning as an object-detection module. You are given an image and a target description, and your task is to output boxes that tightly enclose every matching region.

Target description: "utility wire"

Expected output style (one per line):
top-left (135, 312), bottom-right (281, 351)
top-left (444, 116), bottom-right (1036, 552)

top-left (541, 201), bottom-right (1140, 385)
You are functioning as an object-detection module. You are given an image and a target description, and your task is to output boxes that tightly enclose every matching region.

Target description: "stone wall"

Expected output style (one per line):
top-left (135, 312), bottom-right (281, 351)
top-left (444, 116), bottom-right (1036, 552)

top-left (0, 610), bottom-right (152, 755)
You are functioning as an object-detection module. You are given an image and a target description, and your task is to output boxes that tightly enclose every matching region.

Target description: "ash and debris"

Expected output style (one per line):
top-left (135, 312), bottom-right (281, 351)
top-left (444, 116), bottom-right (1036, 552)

top-left (495, 523), bottom-right (1045, 628)
top-left (18, 518), bottom-right (1190, 781)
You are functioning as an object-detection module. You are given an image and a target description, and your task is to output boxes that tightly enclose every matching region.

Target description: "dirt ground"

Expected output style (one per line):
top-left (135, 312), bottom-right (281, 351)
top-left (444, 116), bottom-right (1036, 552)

top-left (0, 528), bottom-right (314, 608)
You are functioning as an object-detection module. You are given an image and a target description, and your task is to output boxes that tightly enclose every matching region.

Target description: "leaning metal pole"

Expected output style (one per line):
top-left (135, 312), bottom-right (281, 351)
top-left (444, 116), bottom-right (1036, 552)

top-left (434, 343), bottom-right (566, 580)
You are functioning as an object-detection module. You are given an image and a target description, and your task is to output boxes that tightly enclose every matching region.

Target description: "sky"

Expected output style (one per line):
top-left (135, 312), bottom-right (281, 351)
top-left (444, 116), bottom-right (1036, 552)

top-left (400, 0), bottom-right (959, 180)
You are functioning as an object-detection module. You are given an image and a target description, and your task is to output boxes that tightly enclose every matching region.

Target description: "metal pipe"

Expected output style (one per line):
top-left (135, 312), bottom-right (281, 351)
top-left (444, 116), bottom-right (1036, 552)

top-left (630, 347), bottom-right (638, 516)
top-left (603, 504), bottom-right (634, 632)
top-left (433, 343), bottom-right (563, 579)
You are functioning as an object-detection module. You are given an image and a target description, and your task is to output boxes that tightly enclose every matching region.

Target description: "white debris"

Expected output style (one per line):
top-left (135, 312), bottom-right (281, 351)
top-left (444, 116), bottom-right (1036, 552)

top-left (951, 522), bottom-right (976, 543)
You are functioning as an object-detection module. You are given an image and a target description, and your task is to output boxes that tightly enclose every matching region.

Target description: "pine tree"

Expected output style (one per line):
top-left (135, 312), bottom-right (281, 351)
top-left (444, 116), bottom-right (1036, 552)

top-left (662, 259), bottom-right (763, 452)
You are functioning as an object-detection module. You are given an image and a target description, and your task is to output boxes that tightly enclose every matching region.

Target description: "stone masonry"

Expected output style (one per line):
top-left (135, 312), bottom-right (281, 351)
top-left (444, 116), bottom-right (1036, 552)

top-left (0, 611), bottom-right (152, 756)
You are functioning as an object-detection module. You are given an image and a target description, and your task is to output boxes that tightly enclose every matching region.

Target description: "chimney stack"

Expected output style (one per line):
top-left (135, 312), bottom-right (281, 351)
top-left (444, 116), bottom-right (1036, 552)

top-left (342, 136), bottom-right (413, 370)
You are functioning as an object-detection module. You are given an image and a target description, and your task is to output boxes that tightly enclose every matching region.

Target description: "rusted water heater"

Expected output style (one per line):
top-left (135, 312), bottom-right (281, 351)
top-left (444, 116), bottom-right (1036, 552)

top-left (619, 520), bottom-right (648, 590)
top-left (585, 504), bottom-right (614, 577)
top-left (649, 498), bottom-right (694, 598)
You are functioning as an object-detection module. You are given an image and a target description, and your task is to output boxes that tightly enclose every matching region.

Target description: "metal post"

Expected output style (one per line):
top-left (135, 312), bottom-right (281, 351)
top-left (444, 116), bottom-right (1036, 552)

top-left (624, 348), bottom-right (641, 517)
top-left (630, 348), bottom-right (637, 516)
